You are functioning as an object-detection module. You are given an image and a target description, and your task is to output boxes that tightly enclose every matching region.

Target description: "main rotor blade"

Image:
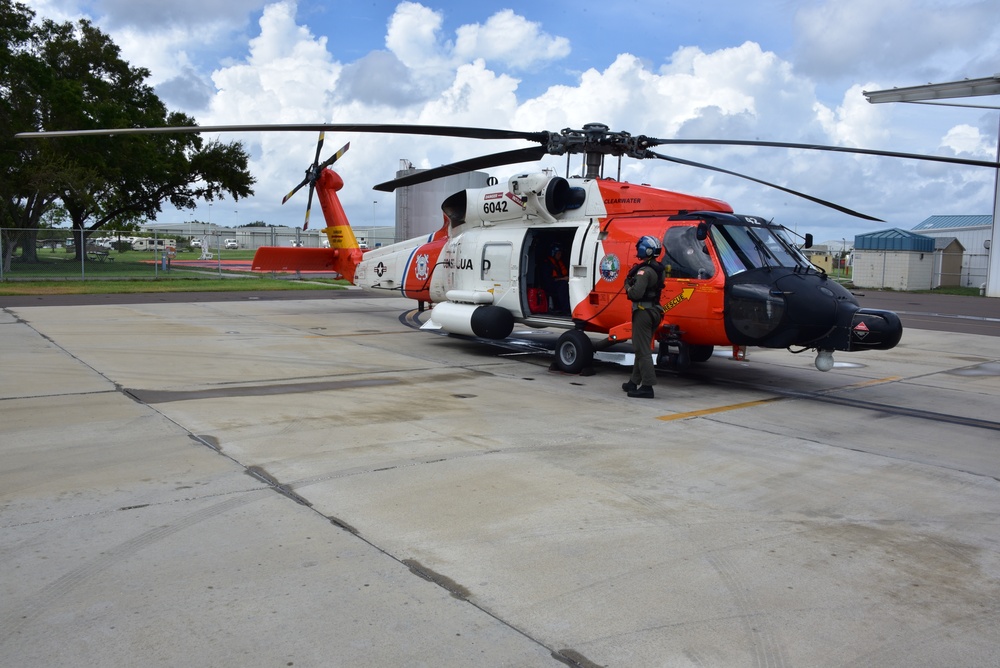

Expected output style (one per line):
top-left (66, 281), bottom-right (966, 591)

top-left (373, 146), bottom-right (549, 192)
top-left (648, 150), bottom-right (884, 221)
top-left (643, 138), bottom-right (1000, 169)
top-left (16, 123), bottom-right (550, 143)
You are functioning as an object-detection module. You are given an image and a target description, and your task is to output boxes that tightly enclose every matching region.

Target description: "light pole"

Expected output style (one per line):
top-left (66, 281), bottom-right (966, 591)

top-left (842, 238), bottom-right (847, 279)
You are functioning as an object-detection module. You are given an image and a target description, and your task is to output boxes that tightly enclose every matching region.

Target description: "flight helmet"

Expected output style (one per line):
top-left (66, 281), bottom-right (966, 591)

top-left (636, 235), bottom-right (662, 259)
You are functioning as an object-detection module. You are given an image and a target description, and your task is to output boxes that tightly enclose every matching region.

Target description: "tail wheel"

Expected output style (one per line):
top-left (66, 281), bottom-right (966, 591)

top-left (555, 330), bottom-right (594, 374)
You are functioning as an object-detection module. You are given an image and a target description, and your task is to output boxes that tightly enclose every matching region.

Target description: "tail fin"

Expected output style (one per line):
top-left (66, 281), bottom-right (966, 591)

top-left (315, 170), bottom-right (360, 252)
top-left (252, 169), bottom-right (363, 282)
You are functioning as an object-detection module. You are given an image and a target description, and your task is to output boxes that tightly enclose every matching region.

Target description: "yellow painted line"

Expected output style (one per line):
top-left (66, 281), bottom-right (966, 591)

top-left (657, 376), bottom-right (904, 421)
top-left (657, 396), bottom-right (784, 421)
top-left (819, 375), bottom-right (902, 393)
top-left (816, 376), bottom-right (903, 394)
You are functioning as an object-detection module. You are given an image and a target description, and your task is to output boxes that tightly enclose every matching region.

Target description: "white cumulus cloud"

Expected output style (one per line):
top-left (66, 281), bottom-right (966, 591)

top-left (453, 9), bottom-right (570, 70)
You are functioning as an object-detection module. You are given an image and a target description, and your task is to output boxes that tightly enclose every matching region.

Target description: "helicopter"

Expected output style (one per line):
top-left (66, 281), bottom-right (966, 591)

top-left (18, 122), bottom-right (999, 375)
top-left (246, 121), bottom-right (978, 375)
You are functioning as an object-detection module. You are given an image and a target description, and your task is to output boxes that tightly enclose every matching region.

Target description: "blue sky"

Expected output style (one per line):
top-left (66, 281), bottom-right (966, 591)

top-left (25, 0), bottom-right (1000, 243)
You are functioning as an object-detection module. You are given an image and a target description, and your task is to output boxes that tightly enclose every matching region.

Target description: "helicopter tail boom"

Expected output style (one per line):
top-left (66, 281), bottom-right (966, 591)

top-left (252, 168), bottom-right (363, 281)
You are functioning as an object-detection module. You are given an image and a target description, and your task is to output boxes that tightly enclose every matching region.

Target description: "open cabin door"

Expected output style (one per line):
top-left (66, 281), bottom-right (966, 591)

top-left (521, 226), bottom-right (581, 317)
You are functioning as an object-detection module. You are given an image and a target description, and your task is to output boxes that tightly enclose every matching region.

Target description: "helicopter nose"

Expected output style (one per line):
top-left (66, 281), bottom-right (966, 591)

top-left (726, 270), bottom-right (867, 349)
top-left (775, 273), bottom-right (902, 352)
top-left (832, 306), bottom-right (903, 351)
top-left (775, 273), bottom-right (858, 343)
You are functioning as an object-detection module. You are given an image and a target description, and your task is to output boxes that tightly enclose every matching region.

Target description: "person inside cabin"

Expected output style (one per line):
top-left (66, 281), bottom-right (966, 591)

top-left (544, 244), bottom-right (570, 313)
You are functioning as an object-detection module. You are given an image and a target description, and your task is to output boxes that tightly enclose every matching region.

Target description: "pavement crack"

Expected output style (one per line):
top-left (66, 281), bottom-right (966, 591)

top-left (552, 649), bottom-right (606, 668)
top-left (246, 465), bottom-right (312, 507)
top-left (402, 559), bottom-right (472, 600)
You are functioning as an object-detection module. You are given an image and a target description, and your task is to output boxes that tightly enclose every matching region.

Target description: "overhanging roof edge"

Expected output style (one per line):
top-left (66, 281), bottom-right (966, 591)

top-left (864, 75), bottom-right (1000, 103)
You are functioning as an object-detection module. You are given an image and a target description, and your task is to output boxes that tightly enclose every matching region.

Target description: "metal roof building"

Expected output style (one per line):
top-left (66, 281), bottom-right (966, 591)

top-left (854, 228), bottom-right (935, 252)
top-left (852, 228), bottom-right (936, 290)
top-left (912, 215), bottom-right (992, 233)
top-left (910, 215), bottom-right (992, 288)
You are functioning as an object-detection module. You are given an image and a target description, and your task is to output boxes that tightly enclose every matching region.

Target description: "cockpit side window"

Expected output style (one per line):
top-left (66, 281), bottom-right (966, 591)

top-left (662, 226), bottom-right (716, 279)
top-left (710, 222), bottom-right (811, 274)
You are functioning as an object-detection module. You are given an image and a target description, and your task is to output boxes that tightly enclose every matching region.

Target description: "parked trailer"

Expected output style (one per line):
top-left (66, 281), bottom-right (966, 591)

top-left (131, 238), bottom-right (176, 251)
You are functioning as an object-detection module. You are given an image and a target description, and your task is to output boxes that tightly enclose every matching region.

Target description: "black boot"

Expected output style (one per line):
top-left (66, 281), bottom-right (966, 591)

top-left (627, 385), bottom-right (654, 398)
top-left (622, 381), bottom-right (637, 393)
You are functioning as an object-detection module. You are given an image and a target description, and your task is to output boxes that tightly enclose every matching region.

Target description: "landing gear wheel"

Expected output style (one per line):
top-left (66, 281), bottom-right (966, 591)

top-left (656, 340), bottom-right (691, 371)
top-left (689, 345), bottom-right (714, 363)
top-left (656, 351), bottom-right (679, 370)
top-left (555, 330), bottom-right (595, 374)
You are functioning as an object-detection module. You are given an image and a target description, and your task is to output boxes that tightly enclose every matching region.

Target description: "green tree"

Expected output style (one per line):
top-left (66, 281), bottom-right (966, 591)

top-left (1, 1), bottom-right (255, 269)
top-left (0, 1), bottom-right (55, 269)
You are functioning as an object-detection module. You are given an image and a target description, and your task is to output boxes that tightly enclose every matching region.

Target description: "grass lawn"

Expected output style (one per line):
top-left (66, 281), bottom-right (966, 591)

top-left (910, 286), bottom-right (983, 297)
top-left (6, 248), bottom-right (254, 276)
top-left (0, 278), bottom-right (347, 296)
top-left (1, 249), bottom-right (348, 295)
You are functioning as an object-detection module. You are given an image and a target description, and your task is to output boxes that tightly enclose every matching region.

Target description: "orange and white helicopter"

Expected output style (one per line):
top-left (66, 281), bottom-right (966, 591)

top-left (247, 121), bottom-right (995, 375)
top-left (20, 122), bottom-right (999, 374)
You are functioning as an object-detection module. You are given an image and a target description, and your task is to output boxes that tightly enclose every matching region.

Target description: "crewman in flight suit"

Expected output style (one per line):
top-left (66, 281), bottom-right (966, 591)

top-left (544, 245), bottom-right (570, 313)
top-left (622, 235), bottom-right (666, 398)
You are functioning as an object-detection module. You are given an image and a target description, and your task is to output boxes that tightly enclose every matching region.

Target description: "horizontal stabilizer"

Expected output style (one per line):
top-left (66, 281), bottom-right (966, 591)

top-left (252, 247), bottom-right (341, 272)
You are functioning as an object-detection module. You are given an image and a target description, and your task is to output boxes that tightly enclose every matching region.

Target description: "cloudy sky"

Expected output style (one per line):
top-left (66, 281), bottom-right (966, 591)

top-left (25, 0), bottom-right (1000, 243)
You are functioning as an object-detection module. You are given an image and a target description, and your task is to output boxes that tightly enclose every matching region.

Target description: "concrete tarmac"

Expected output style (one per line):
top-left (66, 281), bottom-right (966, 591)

top-left (2, 292), bottom-right (999, 667)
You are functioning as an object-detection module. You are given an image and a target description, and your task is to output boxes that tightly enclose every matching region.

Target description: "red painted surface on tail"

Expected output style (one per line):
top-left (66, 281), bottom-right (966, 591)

top-left (252, 169), bottom-right (363, 281)
top-left (251, 247), bottom-right (341, 272)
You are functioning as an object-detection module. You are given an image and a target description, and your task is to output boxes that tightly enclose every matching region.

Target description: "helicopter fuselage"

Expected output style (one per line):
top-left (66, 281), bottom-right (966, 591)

top-left (254, 168), bottom-right (902, 373)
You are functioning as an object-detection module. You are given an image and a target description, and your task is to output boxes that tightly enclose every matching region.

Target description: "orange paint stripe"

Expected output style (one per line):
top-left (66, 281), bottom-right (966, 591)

top-left (657, 396), bottom-right (784, 421)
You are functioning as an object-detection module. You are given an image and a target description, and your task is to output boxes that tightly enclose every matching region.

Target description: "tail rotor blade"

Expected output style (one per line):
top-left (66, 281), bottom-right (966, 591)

top-left (282, 178), bottom-right (308, 205)
top-left (284, 135), bottom-right (344, 209)
top-left (282, 137), bottom-right (351, 229)
top-left (313, 131), bottom-right (325, 165)
top-left (319, 142), bottom-right (350, 170)
top-left (303, 184), bottom-right (316, 230)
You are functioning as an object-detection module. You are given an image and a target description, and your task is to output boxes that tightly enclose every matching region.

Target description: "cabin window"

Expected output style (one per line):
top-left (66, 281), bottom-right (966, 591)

top-left (481, 242), bottom-right (512, 283)
top-left (662, 226), bottom-right (716, 279)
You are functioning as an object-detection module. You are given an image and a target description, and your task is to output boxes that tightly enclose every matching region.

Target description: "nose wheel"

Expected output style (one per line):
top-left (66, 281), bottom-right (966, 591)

top-left (656, 325), bottom-right (689, 371)
top-left (655, 325), bottom-right (714, 370)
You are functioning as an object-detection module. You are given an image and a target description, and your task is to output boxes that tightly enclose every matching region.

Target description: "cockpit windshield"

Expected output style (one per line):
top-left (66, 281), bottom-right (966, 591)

top-left (709, 216), bottom-right (813, 276)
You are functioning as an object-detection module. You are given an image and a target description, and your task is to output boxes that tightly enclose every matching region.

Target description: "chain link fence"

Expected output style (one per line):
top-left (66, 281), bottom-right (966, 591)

top-left (0, 227), bottom-right (366, 281)
top-left (850, 249), bottom-right (989, 291)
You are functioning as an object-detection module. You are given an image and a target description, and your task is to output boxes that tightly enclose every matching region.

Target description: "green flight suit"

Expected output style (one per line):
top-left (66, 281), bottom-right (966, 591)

top-left (626, 260), bottom-right (665, 387)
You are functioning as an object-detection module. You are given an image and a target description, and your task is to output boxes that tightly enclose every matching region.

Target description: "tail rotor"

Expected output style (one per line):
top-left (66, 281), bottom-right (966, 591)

top-left (283, 132), bottom-right (350, 229)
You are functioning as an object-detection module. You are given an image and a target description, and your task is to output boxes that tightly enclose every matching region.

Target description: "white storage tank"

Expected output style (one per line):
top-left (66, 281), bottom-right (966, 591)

top-left (393, 160), bottom-right (491, 241)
